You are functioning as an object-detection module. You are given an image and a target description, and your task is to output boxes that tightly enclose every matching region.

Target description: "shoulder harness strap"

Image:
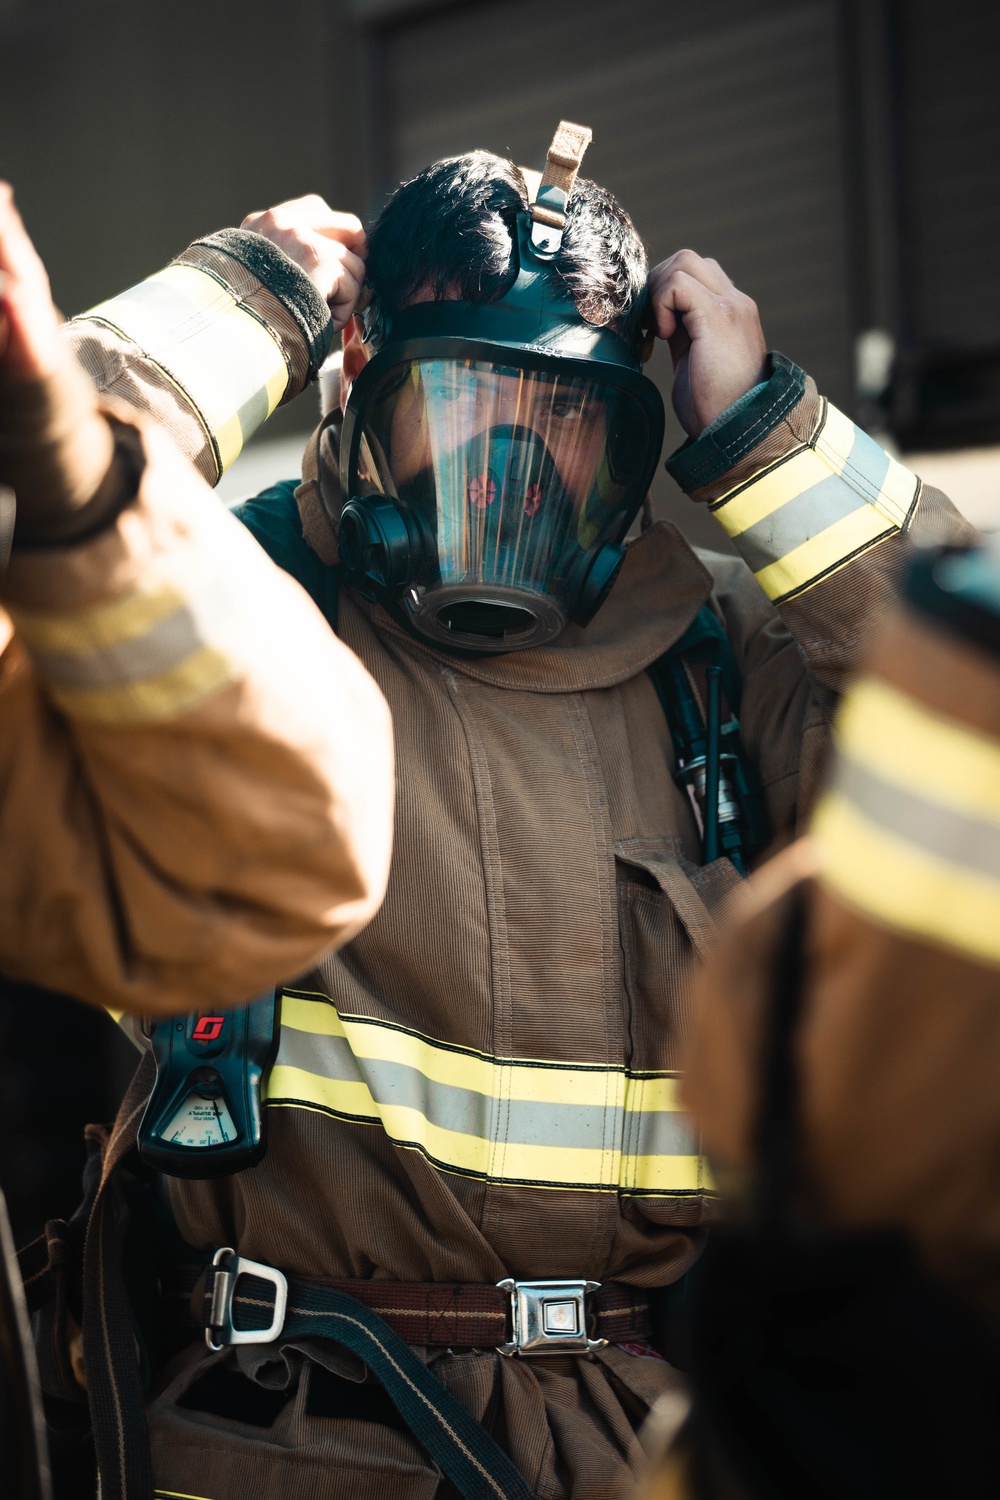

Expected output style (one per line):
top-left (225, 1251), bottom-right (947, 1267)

top-left (647, 605), bottom-right (769, 875)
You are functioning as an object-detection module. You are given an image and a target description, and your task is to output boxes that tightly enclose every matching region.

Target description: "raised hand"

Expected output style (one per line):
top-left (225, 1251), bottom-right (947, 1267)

top-left (647, 249), bottom-right (768, 439)
top-left (241, 195), bottom-right (368, 334)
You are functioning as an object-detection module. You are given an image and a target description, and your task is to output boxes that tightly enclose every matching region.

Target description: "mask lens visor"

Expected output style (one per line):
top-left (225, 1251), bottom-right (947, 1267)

top-left (352, 358), bottom-right (654, 609)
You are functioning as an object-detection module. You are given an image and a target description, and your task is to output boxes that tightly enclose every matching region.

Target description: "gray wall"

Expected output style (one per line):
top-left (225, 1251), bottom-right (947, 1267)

top-left (2, 0), bottom-right (997, 472)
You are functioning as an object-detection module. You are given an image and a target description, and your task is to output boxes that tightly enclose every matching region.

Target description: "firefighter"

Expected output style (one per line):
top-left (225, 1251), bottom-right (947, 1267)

top-left (54, 126), bottom-right (976, 1499)
top-left (652, 536), bottom-right (1000, 1498)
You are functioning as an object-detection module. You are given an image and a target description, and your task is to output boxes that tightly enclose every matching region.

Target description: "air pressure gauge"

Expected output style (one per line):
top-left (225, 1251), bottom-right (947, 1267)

top-left (138, 992), bottom-right (279, 1178)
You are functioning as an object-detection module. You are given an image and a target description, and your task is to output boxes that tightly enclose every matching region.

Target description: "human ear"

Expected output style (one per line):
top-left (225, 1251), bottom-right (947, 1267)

top-left (340, 316), bottom-right (371, 411)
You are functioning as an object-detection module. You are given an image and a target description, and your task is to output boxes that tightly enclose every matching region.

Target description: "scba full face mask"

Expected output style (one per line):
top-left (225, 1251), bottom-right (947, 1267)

top-left (339, 125), bottom-right (665, 653)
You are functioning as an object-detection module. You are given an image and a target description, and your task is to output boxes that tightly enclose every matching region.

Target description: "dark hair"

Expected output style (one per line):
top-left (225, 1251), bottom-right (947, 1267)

top-left (365, 150), bottom-right (649, 352)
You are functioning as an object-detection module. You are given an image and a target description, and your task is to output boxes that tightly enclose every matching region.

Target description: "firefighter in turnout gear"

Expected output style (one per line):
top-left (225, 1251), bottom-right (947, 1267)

top-left (49, 127), bottom-right (976, 1499)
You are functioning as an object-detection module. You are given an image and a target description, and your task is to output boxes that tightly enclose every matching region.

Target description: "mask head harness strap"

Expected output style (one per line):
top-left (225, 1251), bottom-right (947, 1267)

top-left (360, 120), bottom-right (596, 351)
top-left (524, 119), bottom-right (593, 259)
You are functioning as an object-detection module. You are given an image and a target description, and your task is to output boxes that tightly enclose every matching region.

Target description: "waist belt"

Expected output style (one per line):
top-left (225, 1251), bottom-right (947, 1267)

top-left (168, 1249), bottom-right (652, 1356)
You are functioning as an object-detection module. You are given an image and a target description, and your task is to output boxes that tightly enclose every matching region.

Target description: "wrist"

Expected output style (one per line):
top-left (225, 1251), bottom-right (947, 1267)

top-left (1, 356), bottom-right (142, 546)
top-left (667, 352), bottom-right (805, 495)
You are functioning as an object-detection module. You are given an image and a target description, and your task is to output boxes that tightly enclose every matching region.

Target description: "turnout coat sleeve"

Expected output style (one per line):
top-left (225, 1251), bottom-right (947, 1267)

top-left (668, 354), bottom-right (980, 834)
top-left (683, 561), bottom-right (1000, 1316)
top-left (63, 228), bottom-right (334, 486)
top-left (0, 408), bottom-right (394, 1016)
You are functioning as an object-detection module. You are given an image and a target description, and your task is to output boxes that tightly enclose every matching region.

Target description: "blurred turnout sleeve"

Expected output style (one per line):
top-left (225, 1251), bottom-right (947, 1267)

top-left (63, 229), bottom-right (334, 483)
top-left (0, 390), bottom-right (394, 1017)
top-left (682, 541), bottom-right (1000, 1313)
top-left (668, 354), bottom-right (980, 830)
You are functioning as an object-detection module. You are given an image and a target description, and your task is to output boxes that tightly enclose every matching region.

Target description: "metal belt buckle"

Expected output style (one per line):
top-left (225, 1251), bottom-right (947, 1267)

top-left (205, 1246), bottom-right (288, 1351)
top-left (496, 1277), bottom-right (608, 1356)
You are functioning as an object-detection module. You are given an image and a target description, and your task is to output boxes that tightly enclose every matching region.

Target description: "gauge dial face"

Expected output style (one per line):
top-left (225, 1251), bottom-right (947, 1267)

top-left (162, 1090), bottom-right (238, 1148)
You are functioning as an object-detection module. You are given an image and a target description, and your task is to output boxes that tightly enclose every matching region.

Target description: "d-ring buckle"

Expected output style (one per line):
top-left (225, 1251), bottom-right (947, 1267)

top-left (205, 1246), bottom-right (288, 1351)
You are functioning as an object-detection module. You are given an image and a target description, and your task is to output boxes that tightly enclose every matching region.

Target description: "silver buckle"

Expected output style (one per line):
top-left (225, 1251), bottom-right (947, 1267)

top-left (205, 1247), bottom-right (288, 1351)
top-left (496, 1278), bottom-right (608, 1356)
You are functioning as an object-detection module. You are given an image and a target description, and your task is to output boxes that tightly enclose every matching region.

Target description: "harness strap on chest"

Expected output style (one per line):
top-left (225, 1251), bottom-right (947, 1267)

top-left (647, 606), bottom-right (770, 874)
top-left (232, 485), bottom-right (769, 876)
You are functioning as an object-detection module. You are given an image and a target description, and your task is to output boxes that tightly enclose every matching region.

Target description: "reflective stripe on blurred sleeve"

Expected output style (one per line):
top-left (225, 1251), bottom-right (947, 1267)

top-left (812, 673), bottom-right (1000, 966)
top-left (80, 264), bottom-right (291, 480)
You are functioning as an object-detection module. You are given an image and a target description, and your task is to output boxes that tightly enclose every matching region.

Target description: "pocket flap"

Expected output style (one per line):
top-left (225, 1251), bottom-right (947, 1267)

top-left (615, 838), bottom-right (740, 962)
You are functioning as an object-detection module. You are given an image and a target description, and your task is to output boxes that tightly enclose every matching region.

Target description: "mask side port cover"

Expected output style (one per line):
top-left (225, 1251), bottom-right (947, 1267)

top-left (138, 991), bottom-right (279, 1179)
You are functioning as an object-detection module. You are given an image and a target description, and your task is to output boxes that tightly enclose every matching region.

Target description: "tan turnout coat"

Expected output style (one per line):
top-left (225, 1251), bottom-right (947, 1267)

top-left (66, 235), bottom-right (975, 1499)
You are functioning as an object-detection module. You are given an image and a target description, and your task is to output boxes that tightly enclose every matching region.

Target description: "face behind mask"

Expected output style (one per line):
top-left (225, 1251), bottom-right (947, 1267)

top-left (338, 138), bottom-right (664, 653)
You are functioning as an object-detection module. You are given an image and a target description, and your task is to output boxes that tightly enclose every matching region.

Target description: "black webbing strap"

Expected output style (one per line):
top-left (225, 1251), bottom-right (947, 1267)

top-left (81, 1052), bottom-right (155, 1500)
top-left (69, 1044), bottom-right (535, 1500)
top-left (269, 1281), bottom-right (537, 1500)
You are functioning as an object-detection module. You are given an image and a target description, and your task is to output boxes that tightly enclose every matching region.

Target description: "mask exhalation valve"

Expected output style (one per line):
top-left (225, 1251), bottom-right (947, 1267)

top-left (339, 495), bottom-right (428, 603)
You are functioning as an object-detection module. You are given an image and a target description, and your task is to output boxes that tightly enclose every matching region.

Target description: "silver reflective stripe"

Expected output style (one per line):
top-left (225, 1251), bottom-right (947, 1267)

top-left (27, 605), bottom-right (203, 690)
top-left (834, 753), bottom-right (1000, 883)
top-left (276, 1024), bottom-right (698, 1157)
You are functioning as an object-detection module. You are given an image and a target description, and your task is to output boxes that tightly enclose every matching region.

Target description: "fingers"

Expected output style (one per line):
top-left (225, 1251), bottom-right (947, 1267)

top-left (240, 195), bottom-right (368, 330)
top-left (0, 183), bottom-right (49, 288)
top-left (241, 197), bottom-right (367, 256)
top-left (646, 249), bottom-right (767, 438)
top-left (648, 251), bottom-right (745, 343)
top-left (0, 183), bottom-right (61, 380)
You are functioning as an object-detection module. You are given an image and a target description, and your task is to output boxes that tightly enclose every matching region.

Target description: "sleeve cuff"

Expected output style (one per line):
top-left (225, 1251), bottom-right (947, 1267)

top-left (665, 352), bottom-right (806, 493)
top-left (192, 229), bottom-right (335, 380)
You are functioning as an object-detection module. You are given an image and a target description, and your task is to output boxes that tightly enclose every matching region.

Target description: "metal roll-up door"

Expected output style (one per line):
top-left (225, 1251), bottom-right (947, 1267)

top-left (371, 0), bottom-right (855, 542)
top-left (890, 0), bottom-right (1000, 449)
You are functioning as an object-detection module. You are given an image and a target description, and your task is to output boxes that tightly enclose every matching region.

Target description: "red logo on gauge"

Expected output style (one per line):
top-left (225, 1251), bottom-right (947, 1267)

top-left (192, 1016), bottom-right (225, 1043)
top-left (524, 482), bottom-right (543, 517)
top-left (468, 473), bottom-right (497, 509)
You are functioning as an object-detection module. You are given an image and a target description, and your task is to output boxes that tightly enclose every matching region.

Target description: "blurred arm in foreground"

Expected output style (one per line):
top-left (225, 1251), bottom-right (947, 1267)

top-left (0, 185), bottom-right (394, 1017)
top-left (654, 537), bottom-right (1000, 1498)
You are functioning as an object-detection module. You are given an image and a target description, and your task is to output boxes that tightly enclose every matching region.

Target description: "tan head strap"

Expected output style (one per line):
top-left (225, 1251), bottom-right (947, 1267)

top-left (522, 120), bottom-right (593, 256)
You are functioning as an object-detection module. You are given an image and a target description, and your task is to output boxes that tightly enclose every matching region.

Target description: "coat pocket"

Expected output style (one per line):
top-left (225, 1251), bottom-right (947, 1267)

top-left (614, 840), bottom-right (734, 1219)
top-left (615, 837), bottom-right (743, 1071)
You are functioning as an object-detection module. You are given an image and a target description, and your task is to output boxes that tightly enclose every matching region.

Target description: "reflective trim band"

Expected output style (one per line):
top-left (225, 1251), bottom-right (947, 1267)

top-left (812, 676), bottom-right (1000, 965)
top-left (81, 263), bottom-right (290, 478)
top-left (266, 992), bottom-right (711, 1197)
top-left (710, 401), bottom-right (920, 603)
top-left (11, 577), bottom-right (238, 725)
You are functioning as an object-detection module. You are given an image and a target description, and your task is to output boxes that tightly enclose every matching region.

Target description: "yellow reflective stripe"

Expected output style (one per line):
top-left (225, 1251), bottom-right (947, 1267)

top-left (815, 404), bottom-right (915, 527)
top-left (813, 789), bottom-right (1000, 967)
top-left (712, 446), bottom-right (827, 536)
top-left (83, 263), bottom-right (289, 478)
top-left (44, 645), bottom-right (232, 725)
top-left (271, 994), bottom-right (704, 1196)
top-left (269, 1061), bottom-right (705, 1193)
top-left (626, 1154), bottom-right (713, 1193)
top-left (279, 995), bottom-right (683, 1109)
top-left (267, 1061), bottom-right (622, 1186)
top-left (10, 572), bottom-right (242, 724)
top-left (751, 500), bottom-right (894, 602)
top-left (11, 581), bottom-right (186, 655)
top-left (709, 400), bottom-right (919, 603)
top-left (836, 678), bottom-right (1000, 822)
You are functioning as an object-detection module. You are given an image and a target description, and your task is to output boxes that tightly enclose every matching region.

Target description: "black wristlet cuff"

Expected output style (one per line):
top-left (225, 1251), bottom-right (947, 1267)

top-left (12, 419), bottom-right (146, 551)
top-left (193, 229), bottom-right (335, 380)
top-left (665, 351), bottom-right (806, 493)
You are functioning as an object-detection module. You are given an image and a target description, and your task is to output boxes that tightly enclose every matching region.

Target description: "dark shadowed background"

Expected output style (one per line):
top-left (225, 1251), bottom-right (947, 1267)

top-left (1, 0), bottom-right (998, 1243)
